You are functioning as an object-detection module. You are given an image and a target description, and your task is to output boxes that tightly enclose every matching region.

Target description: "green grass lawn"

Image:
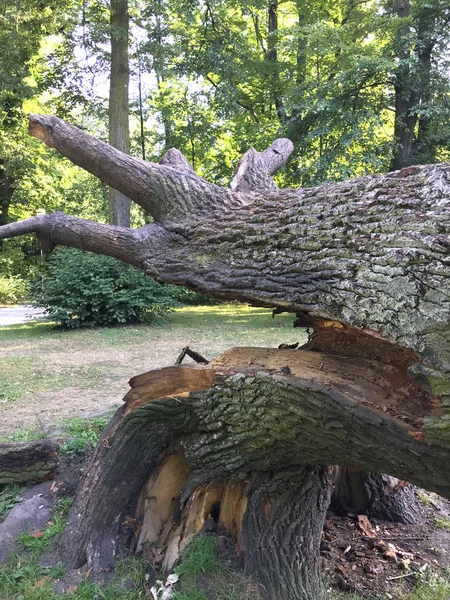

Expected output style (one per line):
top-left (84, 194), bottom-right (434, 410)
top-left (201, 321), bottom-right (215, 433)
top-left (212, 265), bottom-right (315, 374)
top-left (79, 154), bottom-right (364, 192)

top-left (0, 304), bottom-right (304, 435)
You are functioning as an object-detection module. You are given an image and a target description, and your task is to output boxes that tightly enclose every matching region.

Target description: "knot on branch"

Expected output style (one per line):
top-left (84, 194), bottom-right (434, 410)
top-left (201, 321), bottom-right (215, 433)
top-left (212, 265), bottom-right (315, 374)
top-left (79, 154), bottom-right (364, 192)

top-left (159, 148), bottom-right (196, 173)
top-left (230, 138), bottom-right (294, 193)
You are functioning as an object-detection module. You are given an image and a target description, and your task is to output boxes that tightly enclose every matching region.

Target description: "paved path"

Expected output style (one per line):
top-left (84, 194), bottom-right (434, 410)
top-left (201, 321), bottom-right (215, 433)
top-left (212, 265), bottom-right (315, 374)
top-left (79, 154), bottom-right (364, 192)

top-left (0, 305), bottom-right (46, 327)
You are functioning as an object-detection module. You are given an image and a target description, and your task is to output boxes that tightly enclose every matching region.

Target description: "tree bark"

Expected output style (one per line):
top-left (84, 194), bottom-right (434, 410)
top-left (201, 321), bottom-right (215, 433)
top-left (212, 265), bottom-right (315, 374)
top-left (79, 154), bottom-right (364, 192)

top-left (2, 116), bottom-right (450, 434)
top-left (267, 0), bottom-right (285, 123)
top-left (390, 0), bottom-right (418, 171)
top-left (243, 467), bottom-right (332, 599)
top-left (2, 115), bottom-right (450, 597)
top-left (0, 158), bottom-right (13, 251)
top-left (5, 115), bottom-right (450, 411)
top-left (56, 349), bottom-right (450, 591)
top-left (0, 440), bottom-right (59, 484)
top-left (109, 0), bottom-right (131, 227)
top-left (390, 0), bottom-right (443, 170)
top-left (332, 468), bottom-right (422, 525)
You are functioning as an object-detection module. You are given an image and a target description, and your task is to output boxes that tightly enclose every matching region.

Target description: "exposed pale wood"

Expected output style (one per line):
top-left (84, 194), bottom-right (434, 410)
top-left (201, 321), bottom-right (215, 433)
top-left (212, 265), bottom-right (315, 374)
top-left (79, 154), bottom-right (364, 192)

top-left (58, 346), bottom-right (450, 574)
top-left (136, 453), bottom-right (190, 552)
top-left (124, 364), bottom-right (216, 413)
top-left (3, 115), bottom-right (450, 599)
top-left (218, 480), bottom-right (248, 552)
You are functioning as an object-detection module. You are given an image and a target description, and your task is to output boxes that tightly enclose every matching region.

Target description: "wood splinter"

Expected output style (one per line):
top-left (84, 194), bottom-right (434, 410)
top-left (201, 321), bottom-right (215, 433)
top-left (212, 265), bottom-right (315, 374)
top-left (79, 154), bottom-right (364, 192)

top-left (175, 346), bottom-right (209, 365)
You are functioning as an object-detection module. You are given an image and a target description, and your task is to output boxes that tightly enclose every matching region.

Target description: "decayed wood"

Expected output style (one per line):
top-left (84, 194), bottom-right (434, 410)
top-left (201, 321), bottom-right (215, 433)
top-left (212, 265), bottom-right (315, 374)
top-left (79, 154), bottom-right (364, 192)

top-left (58, 347), bottom-right (450, 574)
top-left (0, 439), bottom-right (59, 484)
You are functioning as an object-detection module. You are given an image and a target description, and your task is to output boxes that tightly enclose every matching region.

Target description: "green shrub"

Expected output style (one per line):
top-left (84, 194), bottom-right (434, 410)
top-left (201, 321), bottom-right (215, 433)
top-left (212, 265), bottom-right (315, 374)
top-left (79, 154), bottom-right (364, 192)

top-left (0, 276), bottom-right (27, 304)
top-left (28, 248), bottom-right (188, 328)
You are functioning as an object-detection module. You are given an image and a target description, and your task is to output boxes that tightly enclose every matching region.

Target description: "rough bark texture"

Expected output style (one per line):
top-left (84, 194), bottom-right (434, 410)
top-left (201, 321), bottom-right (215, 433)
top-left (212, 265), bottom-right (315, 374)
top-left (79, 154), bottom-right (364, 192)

top-left (59, 406), bottom-right (170, 571)
top-left (2, 115), bottom-right (450, 598)
top-left (0, 158), bottom-right (13, 250)
top-left (243, 467), bottom-right (332, 599)
top-left (332, 468), bottom-right (423, 525)
top-left (0, 440), bottom-right (59, 484)
top-left (58, 349), bottom-right (450, 579)
top-left (6, 115), bottom-right (450, 427)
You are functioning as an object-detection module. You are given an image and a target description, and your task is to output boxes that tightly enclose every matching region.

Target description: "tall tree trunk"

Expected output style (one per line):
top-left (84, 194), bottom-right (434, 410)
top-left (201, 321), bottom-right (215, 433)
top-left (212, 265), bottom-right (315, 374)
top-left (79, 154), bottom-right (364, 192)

top-left (390, 0), bottom-right (439, 170)
top-left (295, 4), bottom-right (306, 86)
top-left (414, 3), bottom-right (438, 163)
top-left (109, 0), bottom-right (131, 227)
top-left (390, 0), bottom-right (418, 171)
top-left (267, 0), bottom-right (285, 123)
top-left (154, 0), bottom-right (172, 151)
top-left (0, 159), bottom-right (13, 251)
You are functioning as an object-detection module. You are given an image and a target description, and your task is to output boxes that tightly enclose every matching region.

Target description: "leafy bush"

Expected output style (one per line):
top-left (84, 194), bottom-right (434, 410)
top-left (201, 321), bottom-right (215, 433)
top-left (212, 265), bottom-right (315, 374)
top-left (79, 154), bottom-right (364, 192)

top-left (0, 276), bottom-right (28, 304)
top-left (29, 248), bottom-right (188, 328)
top-left (0, 237), bottom-right (43, 304)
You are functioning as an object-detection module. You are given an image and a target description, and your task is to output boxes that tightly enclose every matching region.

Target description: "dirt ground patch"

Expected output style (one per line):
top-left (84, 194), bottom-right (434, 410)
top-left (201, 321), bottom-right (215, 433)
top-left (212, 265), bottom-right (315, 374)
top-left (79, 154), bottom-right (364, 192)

top-left (323, 493), bottom-right (450, 597)
top-left (0, 305), bottom-right (302, 435)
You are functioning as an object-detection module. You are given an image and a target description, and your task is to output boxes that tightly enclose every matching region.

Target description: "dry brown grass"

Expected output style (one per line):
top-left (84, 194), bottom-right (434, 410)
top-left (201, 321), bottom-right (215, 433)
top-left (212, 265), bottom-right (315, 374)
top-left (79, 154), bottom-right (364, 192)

top-left (0, 305), bottom-right (303, 435)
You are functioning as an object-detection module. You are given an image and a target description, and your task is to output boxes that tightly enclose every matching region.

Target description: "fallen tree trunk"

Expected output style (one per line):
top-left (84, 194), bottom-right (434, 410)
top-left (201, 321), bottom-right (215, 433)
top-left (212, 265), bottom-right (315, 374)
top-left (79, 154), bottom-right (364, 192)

top-left (1, 114), bottom-right (450, 598)
top-left (58, 348), bottom-right (450, 595)
top-left (0, 439), bottom-right (59, 484)
top-left (1, 116), bottom-right (449, 410)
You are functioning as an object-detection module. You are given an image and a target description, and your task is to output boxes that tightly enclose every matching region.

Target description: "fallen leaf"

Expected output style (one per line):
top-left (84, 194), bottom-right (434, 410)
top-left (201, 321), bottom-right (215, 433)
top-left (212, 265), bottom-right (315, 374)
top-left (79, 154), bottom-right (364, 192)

top-left (29, 531), bottom-right (44, 538)
top-left (409, 431), bottom-right (425, 441)
top-left (34, 577), bottom-right (48, 587)
top-left (400, 558), bottom-right (411, 570)
top-left (384, 543), bottom-right (397, 561)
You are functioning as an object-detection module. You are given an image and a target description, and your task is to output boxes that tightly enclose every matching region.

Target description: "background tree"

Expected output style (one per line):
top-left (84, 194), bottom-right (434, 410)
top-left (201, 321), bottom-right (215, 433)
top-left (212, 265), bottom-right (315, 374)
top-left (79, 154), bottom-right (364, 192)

top-left (388, 0), bottom-right (450, 169)
top-left (109, 0), bottom-right (131, 227)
